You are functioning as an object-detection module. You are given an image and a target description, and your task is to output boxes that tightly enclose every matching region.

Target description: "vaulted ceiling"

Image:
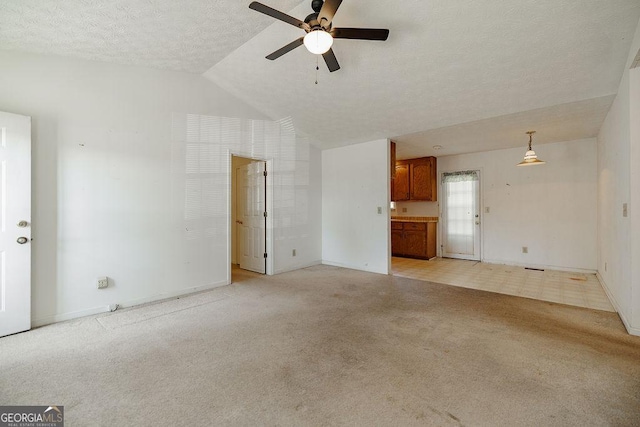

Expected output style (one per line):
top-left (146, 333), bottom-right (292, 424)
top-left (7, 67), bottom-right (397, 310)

top-left (2, 0), bottom-right (639, 158)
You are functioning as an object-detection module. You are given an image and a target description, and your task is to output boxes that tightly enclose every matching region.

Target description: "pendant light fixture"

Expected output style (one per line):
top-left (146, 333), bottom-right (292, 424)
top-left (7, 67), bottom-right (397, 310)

top-left (517, 131), bottom-right (546, 166)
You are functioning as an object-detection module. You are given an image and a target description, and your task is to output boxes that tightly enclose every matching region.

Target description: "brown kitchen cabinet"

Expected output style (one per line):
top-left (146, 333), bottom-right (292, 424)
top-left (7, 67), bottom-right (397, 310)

top-left (391, 222), bottom-right (405, 255)
top-left (391, 221), bottom-right (437, 260)
top-left (390, 141), bottom-right (397, 181)
top-left (392, 163), bottom-right (410, 201)
top-left (391, 157), bottom-right (437, 202)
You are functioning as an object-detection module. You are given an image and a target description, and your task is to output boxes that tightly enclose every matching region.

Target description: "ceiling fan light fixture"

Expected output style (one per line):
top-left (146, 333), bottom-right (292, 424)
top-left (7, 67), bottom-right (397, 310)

top-left (304, 29), bottom-right (333, 54)
top-left (517, 131), bottom-right (546, 166)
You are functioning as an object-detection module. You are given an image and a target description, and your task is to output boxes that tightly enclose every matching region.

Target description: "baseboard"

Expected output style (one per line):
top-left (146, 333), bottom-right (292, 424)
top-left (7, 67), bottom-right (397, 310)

top-left (119, 280), bottom-right (229, 308)
top-left (629, 325), bottom-right (640, 336)
top-left (32, 306), bottom-right (111, 328)
top-left (32, 279), bottom-right (230, 328)
top-left (481, 258), bottom-right (597, 275)
top-left (596, 272), bottom-right (639, 336)
top-left (274, 259), bottom-right (322, 275)
top-left (321, 259), bottom-right (388, 275)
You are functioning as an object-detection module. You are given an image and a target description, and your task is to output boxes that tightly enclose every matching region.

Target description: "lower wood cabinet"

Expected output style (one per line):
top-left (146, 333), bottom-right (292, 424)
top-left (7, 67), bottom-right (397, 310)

top-left (391, 221), bottom-right (437, 260)
top-left (391, 225), bottom-right (405, 255)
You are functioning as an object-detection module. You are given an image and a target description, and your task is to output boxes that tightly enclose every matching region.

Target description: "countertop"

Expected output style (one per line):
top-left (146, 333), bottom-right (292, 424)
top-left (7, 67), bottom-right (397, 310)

top-left (391, 216), bottom-right (438, 223)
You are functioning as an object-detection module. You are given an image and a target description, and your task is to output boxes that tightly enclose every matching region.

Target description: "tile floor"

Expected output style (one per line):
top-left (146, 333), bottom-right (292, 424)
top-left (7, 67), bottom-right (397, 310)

top-left (392, 257), bottom-right (615, 312)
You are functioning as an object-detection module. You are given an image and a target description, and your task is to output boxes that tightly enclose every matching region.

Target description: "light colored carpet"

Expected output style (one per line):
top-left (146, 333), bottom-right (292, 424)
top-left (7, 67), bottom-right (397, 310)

top-left (1, 265), bottom-right (639, 426)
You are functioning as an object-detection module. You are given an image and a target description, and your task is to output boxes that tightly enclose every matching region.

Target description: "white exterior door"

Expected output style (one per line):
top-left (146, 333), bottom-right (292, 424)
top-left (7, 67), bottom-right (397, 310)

top-left (239, 162), bottom-right (266, 274)
top-left (442, 170), bottom-right (481, 261)
top-left (0, 111), bottom-right (31, 337)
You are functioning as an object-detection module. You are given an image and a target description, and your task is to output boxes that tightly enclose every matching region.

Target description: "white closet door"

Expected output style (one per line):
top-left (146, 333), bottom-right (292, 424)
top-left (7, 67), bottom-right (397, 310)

top-left (0, 111), bottom-right (32, 337)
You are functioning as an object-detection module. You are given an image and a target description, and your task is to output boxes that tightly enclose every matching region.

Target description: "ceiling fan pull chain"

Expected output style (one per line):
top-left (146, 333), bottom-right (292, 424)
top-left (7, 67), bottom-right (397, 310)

top-left (315, 56), bottom-right (319, 85)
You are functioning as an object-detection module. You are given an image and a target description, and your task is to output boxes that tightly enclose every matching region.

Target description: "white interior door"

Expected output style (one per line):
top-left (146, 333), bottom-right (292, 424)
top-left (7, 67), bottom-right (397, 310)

top-left (442, 170), bottom-right (481, 261)
top-left (0, 111), bottom-right (32, 337)
top-left (239, 162), bottom-right (266, 274)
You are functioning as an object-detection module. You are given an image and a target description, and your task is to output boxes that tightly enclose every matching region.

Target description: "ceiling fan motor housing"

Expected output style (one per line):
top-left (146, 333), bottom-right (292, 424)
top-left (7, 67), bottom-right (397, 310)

top-left (311, 0), bottom-right (324, 13)
top-left (305, 13), bottom-right (330, 31)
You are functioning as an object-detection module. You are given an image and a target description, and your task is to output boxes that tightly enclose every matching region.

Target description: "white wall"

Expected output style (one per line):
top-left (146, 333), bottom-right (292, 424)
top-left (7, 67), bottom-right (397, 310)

top-left (630, 66), bottom-right (640, 333)
top-left (0, 50), bottom-right (321, 326)
top-left (438, 139), bottom-right (598, 272)
top-left (598, 74), bottom-right (632, 324)
top-left (597, 17), bottom-right (640, 335)
top-left (322, 139), bottom-right (390, 275)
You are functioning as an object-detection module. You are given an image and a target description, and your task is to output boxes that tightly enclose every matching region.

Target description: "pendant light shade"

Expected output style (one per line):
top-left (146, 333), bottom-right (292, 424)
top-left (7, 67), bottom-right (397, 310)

top-left (303, 29), bottom-right (334, 54)
top-left (517, 131), bottom-right (545, 166)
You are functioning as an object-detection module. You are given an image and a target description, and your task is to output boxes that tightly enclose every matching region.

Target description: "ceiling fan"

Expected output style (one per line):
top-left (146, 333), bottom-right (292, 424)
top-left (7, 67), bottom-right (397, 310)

top-left (249, 0), bottom-right (389, 72)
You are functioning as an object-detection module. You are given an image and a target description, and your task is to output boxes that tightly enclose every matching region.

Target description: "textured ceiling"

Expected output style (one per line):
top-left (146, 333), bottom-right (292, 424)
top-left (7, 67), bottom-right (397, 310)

top-left (0, 0), bottom-right (301, 73)
top-left (205, 0), bottom-right (640, 153)
top-left (1, 0), bottom-right (639, 156)
top-left (394, 95), bottom-right (616, 160)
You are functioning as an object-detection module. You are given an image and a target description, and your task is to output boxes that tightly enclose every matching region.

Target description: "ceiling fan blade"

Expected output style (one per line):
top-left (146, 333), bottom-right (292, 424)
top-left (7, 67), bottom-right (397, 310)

top-left (318, 0), bottom-right (343, 29)
top-left (322, 48), bottom-right (341, 72)
top-left (249, 2), bottom-right (310, 31)
top-left (331, 28), bottom-right (390, 41)
top-left (266, 37), bottom-right (305, 60)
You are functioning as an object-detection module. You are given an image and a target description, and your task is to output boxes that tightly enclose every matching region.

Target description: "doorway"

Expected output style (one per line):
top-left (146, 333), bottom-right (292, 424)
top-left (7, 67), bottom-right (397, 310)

top-left (441, 170), bottom-right (481, 261)
top-left (231, 156), bottom-right (267, 276)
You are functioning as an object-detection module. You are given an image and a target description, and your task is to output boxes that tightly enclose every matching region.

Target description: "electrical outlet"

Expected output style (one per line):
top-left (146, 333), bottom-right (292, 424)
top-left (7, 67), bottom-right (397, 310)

top-left (402, 208), bottom-right (407, 213)
top-left (377, 206), bottom-right (382, 214)
top-left (97, 277), bottom-right (108, 289)
top-left (522, 247), bottom-right (528, 254)
top-left (292, 249), bottom-right (296, 257)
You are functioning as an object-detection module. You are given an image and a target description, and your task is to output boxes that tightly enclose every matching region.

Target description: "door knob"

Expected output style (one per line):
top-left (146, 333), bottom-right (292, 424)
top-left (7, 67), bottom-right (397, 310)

top-left (236, 220), bottom-right (243, 225)
top-left (17, 220), bottom-right (28, 228)
top-left (17, 237), bottom-right (28, 244)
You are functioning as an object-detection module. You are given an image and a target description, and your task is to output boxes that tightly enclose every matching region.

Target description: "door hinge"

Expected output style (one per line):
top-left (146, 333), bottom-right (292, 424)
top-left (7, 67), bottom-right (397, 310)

top-left (263, 170), bottom-right (268, 177)
top-left (263, 211), bottom-right (267, 218)
top-left (264, 253), bottom-right (268, 258)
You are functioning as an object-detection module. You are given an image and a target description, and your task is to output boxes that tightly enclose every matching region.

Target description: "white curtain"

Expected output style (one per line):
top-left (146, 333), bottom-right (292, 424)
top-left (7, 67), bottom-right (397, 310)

top-left (442, 170), bottom-right (479, 183)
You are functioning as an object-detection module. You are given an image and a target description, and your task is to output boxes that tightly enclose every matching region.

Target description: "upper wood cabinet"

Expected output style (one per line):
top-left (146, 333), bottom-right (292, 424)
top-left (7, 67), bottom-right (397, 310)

top-left (391, 156), bottom-right (437, 202)
top-left (392, 163), bottom-right (410, 201)
top-left (390, 141), bottom-right (397, 181)
top-left (410, 157), bottom-right (437, 201)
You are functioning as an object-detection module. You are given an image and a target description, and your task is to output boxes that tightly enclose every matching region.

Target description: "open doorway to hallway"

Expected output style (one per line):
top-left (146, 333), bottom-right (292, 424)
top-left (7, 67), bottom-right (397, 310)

top-left (231, 155), bottom-right (267, 280)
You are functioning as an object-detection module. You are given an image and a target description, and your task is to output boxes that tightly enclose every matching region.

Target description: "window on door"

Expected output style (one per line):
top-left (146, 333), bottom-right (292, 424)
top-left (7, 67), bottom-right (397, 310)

top-left (442, 170), bottom-right (481, 261)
